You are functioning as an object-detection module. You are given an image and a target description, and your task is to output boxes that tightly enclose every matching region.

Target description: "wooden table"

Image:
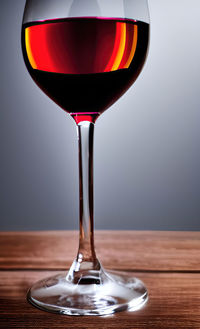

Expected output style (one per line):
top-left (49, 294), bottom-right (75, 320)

top-left (0, 231), bottom-right (200, 328)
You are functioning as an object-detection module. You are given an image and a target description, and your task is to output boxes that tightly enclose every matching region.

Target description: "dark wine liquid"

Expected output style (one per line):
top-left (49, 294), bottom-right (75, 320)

top-left (22, 17), bottom-right (149, 123)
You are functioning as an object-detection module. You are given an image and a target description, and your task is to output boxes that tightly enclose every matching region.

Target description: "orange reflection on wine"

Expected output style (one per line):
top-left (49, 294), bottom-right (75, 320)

top-left (25, 24), bottom-right (55, 72)
top-left (25, 28), bottom-right (37, 69)
top-left (104, 22), bottom-right (126, 72)
top-left (104, 23), bottom-right (138, 72)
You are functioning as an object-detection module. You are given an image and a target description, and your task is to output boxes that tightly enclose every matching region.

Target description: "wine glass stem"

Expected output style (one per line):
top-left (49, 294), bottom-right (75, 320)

top-left (77, 121), bottom-right (97, 264)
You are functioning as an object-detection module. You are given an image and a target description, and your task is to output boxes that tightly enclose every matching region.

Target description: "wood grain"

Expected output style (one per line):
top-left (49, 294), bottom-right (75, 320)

top-left (0, 231), bottom-right (200, 329)
top-left (0, 271), bottom-right (200, 328)
top-left (0, 231), bottom-right (200, 271)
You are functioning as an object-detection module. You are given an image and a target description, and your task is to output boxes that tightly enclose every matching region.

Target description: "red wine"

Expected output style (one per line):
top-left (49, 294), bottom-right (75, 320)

top-left (22, 17), bottom-right (149, 123)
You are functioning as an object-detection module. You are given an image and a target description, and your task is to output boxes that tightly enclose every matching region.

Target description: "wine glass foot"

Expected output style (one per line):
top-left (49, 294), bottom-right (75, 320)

top-left (27, 269), bottom-right (148, 316)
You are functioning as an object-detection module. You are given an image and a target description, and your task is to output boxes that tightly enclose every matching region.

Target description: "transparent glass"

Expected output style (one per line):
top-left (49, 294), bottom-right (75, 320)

top-left (22, 0), bottom-right (150, 316)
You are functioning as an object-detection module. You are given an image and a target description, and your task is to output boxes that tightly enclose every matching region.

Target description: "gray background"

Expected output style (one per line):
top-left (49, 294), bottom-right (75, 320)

top-left (1, 0), bottom-right (200, 231)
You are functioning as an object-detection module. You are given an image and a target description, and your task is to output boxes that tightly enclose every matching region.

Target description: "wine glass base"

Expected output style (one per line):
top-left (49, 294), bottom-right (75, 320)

top-left (27, 269), bottom-right (148, 316)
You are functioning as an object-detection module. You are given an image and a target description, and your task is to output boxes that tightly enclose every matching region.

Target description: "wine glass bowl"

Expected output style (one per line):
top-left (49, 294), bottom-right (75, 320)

top-left (22, 0), bottom-right (150, 316)
top-left (22, 0), bottom-right (149, 123)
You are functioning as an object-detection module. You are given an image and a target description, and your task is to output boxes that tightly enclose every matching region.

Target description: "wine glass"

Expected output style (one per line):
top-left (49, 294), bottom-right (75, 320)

top-left (22, 0), bottom-right (150, 316)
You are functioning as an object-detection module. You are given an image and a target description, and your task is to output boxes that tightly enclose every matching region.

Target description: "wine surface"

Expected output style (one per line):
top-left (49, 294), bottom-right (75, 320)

top-left (22, 17), bottom-right (149, 122)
